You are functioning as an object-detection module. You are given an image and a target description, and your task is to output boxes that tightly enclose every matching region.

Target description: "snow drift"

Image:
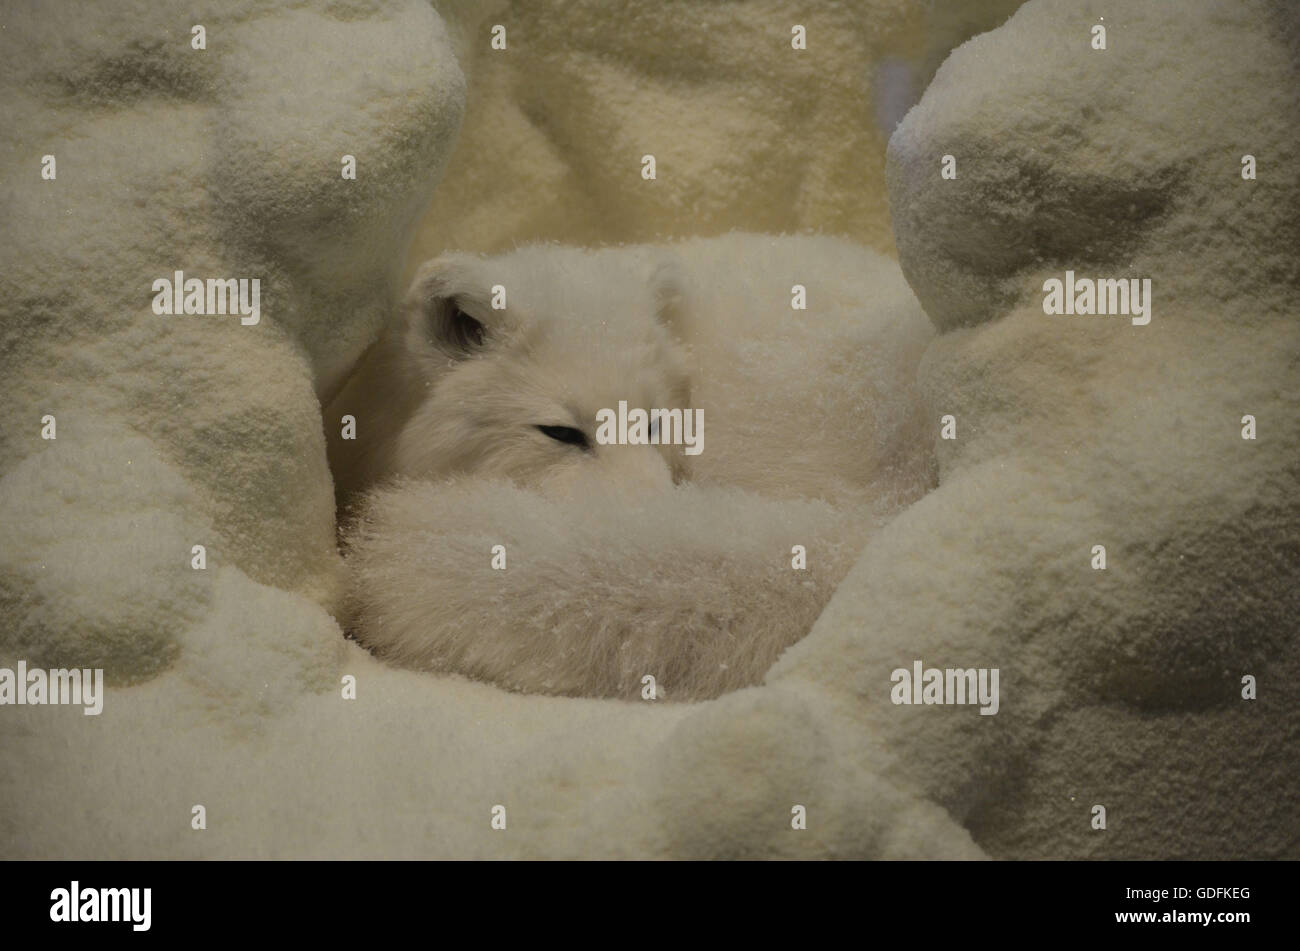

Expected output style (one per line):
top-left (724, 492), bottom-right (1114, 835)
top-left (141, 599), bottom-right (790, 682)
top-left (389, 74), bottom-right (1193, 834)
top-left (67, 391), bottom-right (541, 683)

top-left (1, 0), bottom-right (1295, 859)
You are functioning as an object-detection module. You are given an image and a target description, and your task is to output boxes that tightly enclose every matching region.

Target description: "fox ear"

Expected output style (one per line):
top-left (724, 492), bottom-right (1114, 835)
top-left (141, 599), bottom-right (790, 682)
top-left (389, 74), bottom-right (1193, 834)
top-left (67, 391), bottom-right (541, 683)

top-left (403, 254), bottom-right (493, 356)
top-left (647, 252), bottom-right (689, 339)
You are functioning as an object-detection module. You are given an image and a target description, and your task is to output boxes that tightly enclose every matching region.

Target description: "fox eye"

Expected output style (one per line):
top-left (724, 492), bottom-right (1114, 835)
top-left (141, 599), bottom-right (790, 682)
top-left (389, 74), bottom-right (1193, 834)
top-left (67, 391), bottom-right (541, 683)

top-left (536, 425), bottom-right (589, 449)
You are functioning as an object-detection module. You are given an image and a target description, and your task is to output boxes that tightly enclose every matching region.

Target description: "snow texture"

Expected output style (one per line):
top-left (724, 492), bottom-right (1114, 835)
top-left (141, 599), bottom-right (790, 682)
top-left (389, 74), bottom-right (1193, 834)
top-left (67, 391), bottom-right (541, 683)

top-left (2, 0), bottom-right (1295, 859)
top-left (405, 0), bottom-right (1028, 270)
top-left (871, 0), bottom-right (1299, 856)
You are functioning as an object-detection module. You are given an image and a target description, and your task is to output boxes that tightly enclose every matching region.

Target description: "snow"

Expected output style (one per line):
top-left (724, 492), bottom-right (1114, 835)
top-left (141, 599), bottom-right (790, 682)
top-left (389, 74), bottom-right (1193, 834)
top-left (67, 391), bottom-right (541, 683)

top-left (863, 0), bottom-right (1300, 856)
top-left (2, 0), bottom-right (1294, 859)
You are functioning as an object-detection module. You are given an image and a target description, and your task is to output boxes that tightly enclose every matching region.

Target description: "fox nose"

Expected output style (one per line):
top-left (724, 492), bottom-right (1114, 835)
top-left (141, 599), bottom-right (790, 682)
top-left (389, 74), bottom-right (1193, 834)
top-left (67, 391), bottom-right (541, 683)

top-left (598, 444), bottom-right (675, 492)
top-left (541, 445), bottom-right (674, 500)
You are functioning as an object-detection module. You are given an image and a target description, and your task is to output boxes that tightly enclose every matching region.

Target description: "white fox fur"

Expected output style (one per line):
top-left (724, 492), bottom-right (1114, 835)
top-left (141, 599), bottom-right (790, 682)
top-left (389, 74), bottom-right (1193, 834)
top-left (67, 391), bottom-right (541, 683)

top-left (326, 243), bottom-right (692, 503)
top-left (333, 233), bottom-right (936, 700)
top-left (345, 478), bottom-right (869, 701)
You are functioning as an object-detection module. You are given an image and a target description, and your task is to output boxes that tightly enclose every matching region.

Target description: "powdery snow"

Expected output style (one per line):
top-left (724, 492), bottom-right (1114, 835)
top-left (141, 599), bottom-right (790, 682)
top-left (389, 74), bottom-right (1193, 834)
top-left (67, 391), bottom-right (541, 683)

top-left (2, 0), bottom-right (1294, 859)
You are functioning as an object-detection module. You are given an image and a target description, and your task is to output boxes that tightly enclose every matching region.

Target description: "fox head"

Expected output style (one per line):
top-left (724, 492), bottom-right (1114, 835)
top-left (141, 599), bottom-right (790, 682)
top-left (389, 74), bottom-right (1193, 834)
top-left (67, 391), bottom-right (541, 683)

top-left (387, 244), bottom-right (693, 496)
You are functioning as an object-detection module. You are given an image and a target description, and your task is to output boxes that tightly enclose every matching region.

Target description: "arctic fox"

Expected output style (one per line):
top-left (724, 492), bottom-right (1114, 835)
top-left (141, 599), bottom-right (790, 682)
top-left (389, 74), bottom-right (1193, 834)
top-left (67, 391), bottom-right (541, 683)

top-left (326, 244), bottom-right (692, 504)
top-left (334, 234), bottom-right (936, 700)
